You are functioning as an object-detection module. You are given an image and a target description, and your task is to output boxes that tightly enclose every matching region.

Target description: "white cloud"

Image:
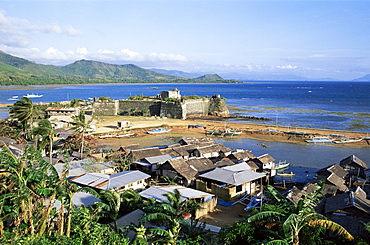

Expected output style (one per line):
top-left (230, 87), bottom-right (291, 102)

top-left (0, 9), bottom-right (81, 48)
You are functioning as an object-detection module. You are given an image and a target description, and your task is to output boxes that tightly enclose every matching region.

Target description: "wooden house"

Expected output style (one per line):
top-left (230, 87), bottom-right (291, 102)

top-left (139, 185), bottom-right (217, 219)
top-left (134, 154), bottom-right (173, 175)
top-left (191, 144), bottom-right (232, 159)
top-left (196, 162), bottom-right (266, 202)
top-left (228, 150), bottom-right (255, 163)
top-left (313, 164), bottom-right (349, 195)
top-left (339, 155), bottom-right (368, 179)
top-left (324, 187), bottom-right (370, 238)
top-left (178, 137), bottom-right (214, 146)
top-left (129, 147), bottom-right (163, 162)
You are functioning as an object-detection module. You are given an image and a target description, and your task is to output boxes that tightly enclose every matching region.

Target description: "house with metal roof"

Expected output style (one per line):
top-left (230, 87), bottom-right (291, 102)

top-left (134, 154), bottom-right (173, 175)
top-left (324, 187), bottom-right (370, 238)
top-left (139, 185), bottom-right (217, 219)
top-left (70, 170), bottom-right (150, 192)
top-left (196, 162), bottom-right (266, 202)
top-left (158, 157), bottom-right (235, 186)
top-left (339, 155), bottom-right (368, 179)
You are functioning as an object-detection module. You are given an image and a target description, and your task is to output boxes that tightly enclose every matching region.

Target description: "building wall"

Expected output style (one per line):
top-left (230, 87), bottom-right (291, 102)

top-left (92, 100), bottom-right (118, 116)
top-left (195, 196), bottom-right (217, 219)
top-left (92, 96), bottom-right (229, 119)
top-left (117, 100), bottom-right (161, 116)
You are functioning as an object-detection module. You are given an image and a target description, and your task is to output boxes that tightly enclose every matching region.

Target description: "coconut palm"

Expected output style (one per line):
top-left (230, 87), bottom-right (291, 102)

top-left (247, 185), bottom-right (354, 245)
top-left (71, 111), bottom-right (93, 156)
top-left (9, 97), bottom-right (35, 137)
top-left (32, 119), bottom-right (55, 161)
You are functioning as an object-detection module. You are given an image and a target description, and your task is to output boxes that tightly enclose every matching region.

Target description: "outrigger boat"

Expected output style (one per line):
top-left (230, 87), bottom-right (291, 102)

top-left (333, 138), bottom-right (362, 144)
top-left (274, 160), bottom-right (290, 170)
top-left (277, 172), bottom-right (295, 177)
top-left (205, 128), bottom-right (242, 136)
top-left (305, 136), bottom-right (335, 143)
top-left (7, 95), bottom-right (19, 101)
top-left (147, 128), bottom-right (172, 134)
top-left (24, 93), bottom-right (43, 98)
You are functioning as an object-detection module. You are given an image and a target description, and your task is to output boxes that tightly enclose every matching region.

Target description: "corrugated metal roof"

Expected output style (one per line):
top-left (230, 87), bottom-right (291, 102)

top-left (222, 162), bottom-right (251, 171)
top-left (199, 168), bottom-right (265, 186)
top-left (70, 170), bottom-right (150, 190)
top-left (145, 154), bottom-right (172, 164)
top-left (140, 185), bottom-right (214, 203)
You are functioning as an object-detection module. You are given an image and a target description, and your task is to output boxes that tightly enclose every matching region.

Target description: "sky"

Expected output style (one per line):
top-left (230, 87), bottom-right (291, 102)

top-left (1, 0), bottom-right (370, 80)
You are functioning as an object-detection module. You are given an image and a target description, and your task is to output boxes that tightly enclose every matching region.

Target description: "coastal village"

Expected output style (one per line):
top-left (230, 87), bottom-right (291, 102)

top-left (1, 89), bottom-right (370, 244)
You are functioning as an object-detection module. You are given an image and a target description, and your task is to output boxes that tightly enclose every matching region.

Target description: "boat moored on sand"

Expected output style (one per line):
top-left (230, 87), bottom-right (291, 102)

top-left (274, 160), bottom-right (290, 170)
top-left (147, 128), bottom-right (172, 134)
top-left (277, 172), bottom-right (295, 177)
top-left (205, 128), bottom-right (242, 136)
top-left (305, 136), bottom-right (335, 144)
top-left (333, 138), bottom-right (362, 144)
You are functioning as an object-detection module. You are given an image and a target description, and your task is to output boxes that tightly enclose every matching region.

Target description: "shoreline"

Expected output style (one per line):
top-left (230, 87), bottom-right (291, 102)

top-left (92, 115), bottom-right (370, 149)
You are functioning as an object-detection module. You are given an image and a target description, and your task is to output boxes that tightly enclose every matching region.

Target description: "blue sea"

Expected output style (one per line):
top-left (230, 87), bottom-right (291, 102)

top-left (1, 81), bottom-right (369, 172)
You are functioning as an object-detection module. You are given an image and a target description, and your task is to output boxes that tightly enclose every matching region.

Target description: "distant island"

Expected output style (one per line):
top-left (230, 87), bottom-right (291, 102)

top-left (0, 51), bottom-right (240, 86)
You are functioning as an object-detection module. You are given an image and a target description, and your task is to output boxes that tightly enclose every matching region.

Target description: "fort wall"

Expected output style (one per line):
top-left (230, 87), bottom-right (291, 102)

top-left (92, 94), bottom-right (229, 119)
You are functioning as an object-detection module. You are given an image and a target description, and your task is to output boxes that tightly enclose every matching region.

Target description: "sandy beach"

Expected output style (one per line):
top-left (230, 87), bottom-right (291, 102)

top-left (92, 115), bottom-right (370, 149)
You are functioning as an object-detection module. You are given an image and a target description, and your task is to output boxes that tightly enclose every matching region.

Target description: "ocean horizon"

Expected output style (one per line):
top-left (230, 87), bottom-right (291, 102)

top-left (1, 81), bottom-right (369, 133)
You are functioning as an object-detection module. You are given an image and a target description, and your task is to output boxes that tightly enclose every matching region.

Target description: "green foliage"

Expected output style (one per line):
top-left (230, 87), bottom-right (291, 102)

top-left (99, 96), bottom-right (112, 101)
top-left (164, 97), bottom-right (179, 102)
top-left (128, 94), bottom-right (147, 100)
top-left (218, 220), bottom-right (257, 244)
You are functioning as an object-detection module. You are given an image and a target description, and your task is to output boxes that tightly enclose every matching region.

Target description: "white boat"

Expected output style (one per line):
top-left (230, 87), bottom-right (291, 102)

top-left (147, 128), bottom-right (172, 134)
top-left (205, 128), bottom-right (242, 136)
top-left (333, 138), bottom-right (362, 144)
top-left (115, 133), bottom-right (135, 138)
top-left (24, 93), bottom-right (43, 98)
top-left (7, 95), bottom-right (19, 101)
top-left (305, 137), bottom-right (335, 143)
top-left (274, 161), bottom-right (290, 170)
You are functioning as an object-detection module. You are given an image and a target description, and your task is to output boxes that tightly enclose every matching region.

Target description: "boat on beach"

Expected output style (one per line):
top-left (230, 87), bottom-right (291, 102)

top-left (205, 128), bottom-right (242, 136)
top-left (115, 133), bottom-right (136, 138)
top-left (147, 128), bottom-right (172, 134)
top-left (333, 138), bottom-right (362, 144)
top-left (24, 93), bottom-right (43, 98)
top-left (305, 136), bottom-right (335, 143)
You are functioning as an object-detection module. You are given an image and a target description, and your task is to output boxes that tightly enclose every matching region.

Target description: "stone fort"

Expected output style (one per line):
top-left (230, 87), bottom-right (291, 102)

top-left (92, 89), bottom-right (229, 119)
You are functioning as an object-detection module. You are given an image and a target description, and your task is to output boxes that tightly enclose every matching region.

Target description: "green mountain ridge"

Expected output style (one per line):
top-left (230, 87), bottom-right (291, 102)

top-left (0, 51), bottom-right (237, 85)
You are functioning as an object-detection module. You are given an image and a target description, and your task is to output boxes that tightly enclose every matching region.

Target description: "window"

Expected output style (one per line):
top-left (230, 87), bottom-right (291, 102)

top-left (236, 185), bottom-right (242, 193)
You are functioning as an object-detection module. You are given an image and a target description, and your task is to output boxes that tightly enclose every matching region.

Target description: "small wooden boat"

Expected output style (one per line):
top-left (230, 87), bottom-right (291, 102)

top-left (116, 133), bottom-right (135, 138)
top-left (305, 137), bottom-right (335, 143)
top-left (274, 161), bottom-right (290, 170)
top-left (206, 128), bottom-right (242, 136)
top-left (333, 138), bottom-right (362, 144)
top-left (277, 172), bottom-right (295, 177)
top-left (147, 128), bottom-right (172, 134)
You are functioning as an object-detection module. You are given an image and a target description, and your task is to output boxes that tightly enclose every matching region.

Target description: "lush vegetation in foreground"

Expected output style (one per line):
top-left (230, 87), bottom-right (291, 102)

top-left (0, 97), bottom-right (369, 244)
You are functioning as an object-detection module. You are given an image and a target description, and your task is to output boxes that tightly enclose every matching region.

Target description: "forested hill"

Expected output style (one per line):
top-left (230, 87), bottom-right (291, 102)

top-left (0, 51), bottom-right (239, 85)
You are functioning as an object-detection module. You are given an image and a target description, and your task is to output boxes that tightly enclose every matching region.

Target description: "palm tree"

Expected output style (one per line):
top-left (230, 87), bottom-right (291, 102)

top-left (71, 111), bottom-right (93, 156)
top-left (32, 119), bottom-right (55, 161)
top-left (99, 190), bottom-right (122, 232)
top-left (69, 98), bottom-right (79, 107)
top-left (141, 189), bottom-right (202, 244)
top-left (247, 185), bottom-right (354, 245)
top-left (9, 97), bottom-right (35, 138)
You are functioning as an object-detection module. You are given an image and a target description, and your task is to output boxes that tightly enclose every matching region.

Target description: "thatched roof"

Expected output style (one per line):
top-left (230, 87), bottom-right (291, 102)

top-left (257, 154), bottom-right (275, 164)
top-left (130, 147), bottom-right (162, 160)
top-left (325, 187), bottom-right (370, 217)
top-left (286, 183), bottom-right (319, 205)
top-left (178, 137), bottom-right (214, 146)
top-left (316, 164), bottom-right (348, 179)
top-left (228, 150), bottom-right (255, 162)
top-left (340, 155), bottom-right (368, 169)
